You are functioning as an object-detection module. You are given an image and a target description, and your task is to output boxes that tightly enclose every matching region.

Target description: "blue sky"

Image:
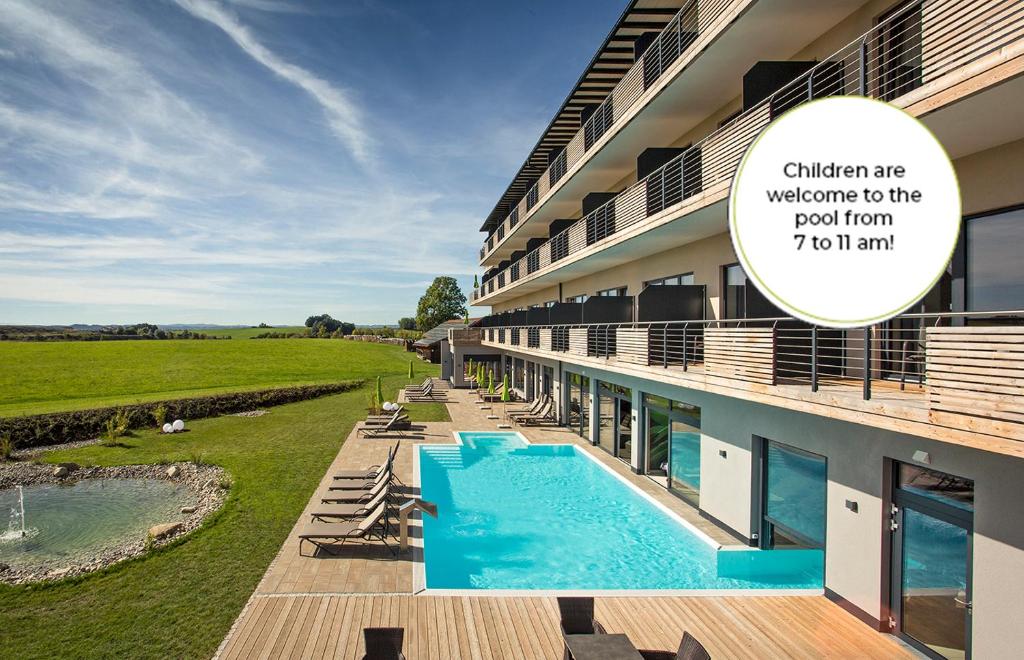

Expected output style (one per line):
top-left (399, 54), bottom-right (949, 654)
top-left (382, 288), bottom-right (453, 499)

top-left (0, 0), bottom-right (624, 325)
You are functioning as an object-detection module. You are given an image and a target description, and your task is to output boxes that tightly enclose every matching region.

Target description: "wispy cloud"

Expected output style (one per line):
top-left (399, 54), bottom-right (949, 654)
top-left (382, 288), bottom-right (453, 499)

top-left (173, 0), bottom-right (371, 164)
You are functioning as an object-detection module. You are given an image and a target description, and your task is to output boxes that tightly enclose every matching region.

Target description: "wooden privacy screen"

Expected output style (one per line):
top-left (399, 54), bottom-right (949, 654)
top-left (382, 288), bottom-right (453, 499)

top-left (705, 327), bottom-right (777, 385)
top-left (926, 326), bottom-right (1024, 424)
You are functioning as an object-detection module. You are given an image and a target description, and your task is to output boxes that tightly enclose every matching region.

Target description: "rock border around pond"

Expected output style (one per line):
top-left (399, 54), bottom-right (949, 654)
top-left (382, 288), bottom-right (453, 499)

top-left (0, 462), bottom-right (228, 585)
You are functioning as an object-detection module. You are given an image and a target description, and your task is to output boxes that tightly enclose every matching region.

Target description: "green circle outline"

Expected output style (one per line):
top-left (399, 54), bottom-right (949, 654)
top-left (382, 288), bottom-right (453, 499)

top-left (728, 96), bottom-right (962, 329)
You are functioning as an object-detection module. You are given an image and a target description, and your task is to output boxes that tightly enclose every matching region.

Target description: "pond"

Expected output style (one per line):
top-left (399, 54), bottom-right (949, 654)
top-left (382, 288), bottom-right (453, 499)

top-left (0, 478), bottom-right (193, 569)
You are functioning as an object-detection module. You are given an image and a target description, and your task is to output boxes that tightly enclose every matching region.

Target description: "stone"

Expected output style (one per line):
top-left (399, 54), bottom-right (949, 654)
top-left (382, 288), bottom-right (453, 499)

top-left (166, 465), bottom-right (181, 478)
top-left (52, 466), bottom-right (69, 478)
top-left (148, 522), bottom-right (183, 540)
top-left (0, 563), bottom-right (9, 573)
top-left (180, 506), bottom-right (197, 514)
top-left (56, 462), bottom-right (80, 472)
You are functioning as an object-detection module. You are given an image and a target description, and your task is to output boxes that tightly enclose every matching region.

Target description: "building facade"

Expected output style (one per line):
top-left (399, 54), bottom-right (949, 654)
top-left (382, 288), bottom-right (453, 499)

top-left (460, 1), bottom-right (1024, 658)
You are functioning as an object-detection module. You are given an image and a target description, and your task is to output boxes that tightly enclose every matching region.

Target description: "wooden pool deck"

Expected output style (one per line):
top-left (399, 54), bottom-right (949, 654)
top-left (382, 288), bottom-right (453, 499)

top-left (216, 382), bottom-right (917, 659)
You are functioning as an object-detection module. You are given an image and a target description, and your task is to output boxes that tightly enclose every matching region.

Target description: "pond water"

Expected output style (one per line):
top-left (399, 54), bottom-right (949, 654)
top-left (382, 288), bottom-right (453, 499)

top-left (0, 478), bottom-right (193, 568)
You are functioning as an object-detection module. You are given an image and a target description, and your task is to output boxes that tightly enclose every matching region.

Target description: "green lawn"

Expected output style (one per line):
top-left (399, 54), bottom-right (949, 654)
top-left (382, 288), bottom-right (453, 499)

top-left (0, 339), bottom-right (423, 416)
top-left (199, 326), bottom-right (308, 339)
top-left (0, 372), bottom-right (446, 659)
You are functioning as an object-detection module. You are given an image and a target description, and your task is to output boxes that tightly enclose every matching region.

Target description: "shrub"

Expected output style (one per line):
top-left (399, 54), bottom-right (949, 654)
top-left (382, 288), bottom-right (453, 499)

top-left (0, 433), bottom-right (13, 461)
top-left (0, 380), bottom-right (364, 450)
top-left (189, 451), bottom-right (207, 466)
top-left (152, 404), bottom-right (168, 429)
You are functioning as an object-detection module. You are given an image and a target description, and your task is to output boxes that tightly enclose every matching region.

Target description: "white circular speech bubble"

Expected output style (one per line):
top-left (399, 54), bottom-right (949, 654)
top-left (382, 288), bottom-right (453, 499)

top-left (729, 96), bottom-right (960, 328)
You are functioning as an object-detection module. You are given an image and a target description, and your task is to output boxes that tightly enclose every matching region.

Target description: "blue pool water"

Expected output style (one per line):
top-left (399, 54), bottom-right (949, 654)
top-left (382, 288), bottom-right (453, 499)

top-left (419, 433), bottom-right (823, 591)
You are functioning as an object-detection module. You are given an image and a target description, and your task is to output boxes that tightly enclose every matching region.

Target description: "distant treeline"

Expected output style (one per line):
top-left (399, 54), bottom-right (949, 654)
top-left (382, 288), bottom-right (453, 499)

top-left (0, 323), bottom-right (225, 342)
top-left (251, 327), bottom-right (420, 340)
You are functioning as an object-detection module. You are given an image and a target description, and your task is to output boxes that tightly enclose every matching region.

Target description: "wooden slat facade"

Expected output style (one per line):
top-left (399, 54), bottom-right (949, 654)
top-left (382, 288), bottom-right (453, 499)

top-left (926, 325), bottom-right (1024, 423)
top-left (705, 327), bottom-right (777, 385)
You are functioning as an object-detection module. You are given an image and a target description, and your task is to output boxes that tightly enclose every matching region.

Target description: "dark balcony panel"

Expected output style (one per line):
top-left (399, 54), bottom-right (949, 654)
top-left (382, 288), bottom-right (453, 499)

top-left (548, 219), bottom-right (575, 238)
top-left (743, 61), bottom-right (816, 111)
top-left (769, 61), bottom-right (847, 119)
top-left (509, 207), bottom-right (520, 228)
top-left (549, 302), bottom-right (583, 325)
top-left (874, 1), bottom-right (922, 102)
top-left (498, 260), bottom-right (511, 271)
top-left (638, 284), bottom-right (706, 321)
top-left (510, 327), bottom-right (520, 345)
top-left (526, 238), bottom-right (545, 252)
top-left (497, 224), bottom-right (505, 241)
top-left (549, 149), bottom-right (568, 187)
top-left (583, 100), bottom-right (614, 151)
top-left (527, 327), bottom-right (540, 348)
top-left (497, 311), bottom-right (512, 327)
top-left (583, 192), bottom-right (618, 216)
top-left (510, 310), bottom-right (529, 326)
top-left (634, 31), bottom-right (659, 60)
top-left (498, 327), bottom-right (506, 343)
top-left (526, 185), bottom-right (539, 211)
top-left (640, 285), bottom-right (707, 368)
top-left (645, 146), bottom-right (702, 217)
top-left (510, 250), bottom-right (526, 262)
top-left (586, 203), bottom-right (616, 246)
top-left (550, 232), bottom-right (569, 263)
top-left (579, 103), bottom-right (600, 125)
top-left (638, 147), bottom-right (687, 180)
top-left (583, 295), bottom-right (634, 324)
top-left (643, 21), bottom-right (698, 90)
top-left (527, 251), bottom-right (540, 274)
top-left (552, 326), bottom-right (569, 352)
top-left (497, 272), bottom-right (505, 288)
top-left (510, 263), bottom-right (520, 282)
top-left (526, 307), bottom-right (550, 327)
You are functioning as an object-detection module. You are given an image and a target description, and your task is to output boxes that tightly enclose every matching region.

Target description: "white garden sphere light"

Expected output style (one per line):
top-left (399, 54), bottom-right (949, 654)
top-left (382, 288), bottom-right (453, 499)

top-left (162, 423), bottom-right (173, 434)
top-left (172, 419), bottom-right (185, 432)
top-left (384, 402), bottom-right (395, 411)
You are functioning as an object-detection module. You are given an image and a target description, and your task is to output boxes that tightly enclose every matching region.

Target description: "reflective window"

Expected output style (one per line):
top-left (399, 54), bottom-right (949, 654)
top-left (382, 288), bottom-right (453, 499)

top-left (966, 207), bottom-right (1024, 312)
top-left (764, 441), bottom-right (826, 548)
top-left (898, 464), bottom-right (974, 512)
top-left (597, 286), bottom-right (628, 297)
top-left (646, 273), bottom-right (694, 287)
top-left (723, 264), bottom-right (746, 319)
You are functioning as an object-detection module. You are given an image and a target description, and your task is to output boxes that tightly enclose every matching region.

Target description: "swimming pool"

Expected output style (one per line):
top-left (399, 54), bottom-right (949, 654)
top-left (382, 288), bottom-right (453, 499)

top-left (418, 432), bottom-right (823, 591)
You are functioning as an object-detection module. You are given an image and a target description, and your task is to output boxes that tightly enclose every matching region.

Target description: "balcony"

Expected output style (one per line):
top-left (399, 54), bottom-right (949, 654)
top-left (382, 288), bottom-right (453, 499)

top-left (480, 309), bottom-right (1024, 453)
top-left (448, 327), bottom-right (483, 346)
top-left (473, 0), bottom-right (1024, 305)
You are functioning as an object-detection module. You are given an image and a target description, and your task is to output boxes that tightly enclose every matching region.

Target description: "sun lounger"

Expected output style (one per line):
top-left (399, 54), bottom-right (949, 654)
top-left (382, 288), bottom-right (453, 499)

top-left (513, 400), bottom-right (554, 426)
top-left (333, 442), bottom-right (400, 480)
top-left (403, 377), bottom-right (431, 394)
top-left (365, 405), bottom-right (405, 423)
top-left (321, 472), bottom-right (391, 503)
top-left (298, 501), bottom-right (392, 555)
top-left (357, 412), bottom-right (410, 437)
top-left (506, 395), bottom-right (548, 420)
top-left (311, 486), bottom-right (389, 522)
top-left (404, 381), bottom-right (438, 401)
top-left (363, 414), bottom-right (409, 427)
top-left (328, 461), bottom-right (392, 490)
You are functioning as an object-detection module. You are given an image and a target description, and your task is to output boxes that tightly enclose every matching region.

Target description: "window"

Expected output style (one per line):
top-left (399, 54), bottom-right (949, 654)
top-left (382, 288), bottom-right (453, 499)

top-left (645, 273), bottom-right (694, 288)
top-left (965, 207), bottom-right (1024, 313)
top-left (544, 300), bottom-right (556, 307)
top-left (643, 394), bottom-right (701, 506)
top-left (597, 286), bottom-right (627, 297)
top-left (723, 264), bottom-right (747, 319)
top-left (761, 441), bottom-right (826, 549)
top-left (564, 294), bottom-right (587, 303)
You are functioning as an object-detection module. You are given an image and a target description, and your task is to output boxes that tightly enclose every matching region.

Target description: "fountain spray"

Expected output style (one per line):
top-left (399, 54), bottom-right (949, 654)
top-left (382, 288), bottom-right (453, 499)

top-left (17, 485), bottom-right (25, 537)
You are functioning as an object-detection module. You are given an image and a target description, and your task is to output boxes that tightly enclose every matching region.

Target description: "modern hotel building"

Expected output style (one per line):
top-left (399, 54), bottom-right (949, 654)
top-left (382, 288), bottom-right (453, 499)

top-left (453, 1), bottom-right (1024, 658)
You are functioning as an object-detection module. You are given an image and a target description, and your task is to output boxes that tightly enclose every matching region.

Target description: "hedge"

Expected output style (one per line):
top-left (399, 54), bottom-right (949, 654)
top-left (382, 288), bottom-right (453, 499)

top-left (0, 380), bottom-right (364, 450)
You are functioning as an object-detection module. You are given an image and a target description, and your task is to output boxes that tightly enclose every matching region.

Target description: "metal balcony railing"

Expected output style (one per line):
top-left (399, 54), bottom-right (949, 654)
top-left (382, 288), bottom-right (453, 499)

top-left (474, 0), bottom-right (1024, 298)
top-left (480, 310), bottom-right (1024, 432)
top-left (479, 0), bottom-right (734, 262)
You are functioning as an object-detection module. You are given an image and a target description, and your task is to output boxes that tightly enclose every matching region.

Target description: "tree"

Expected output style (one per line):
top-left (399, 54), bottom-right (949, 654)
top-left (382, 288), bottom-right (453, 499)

top-left (415, 276), bottom-right (467, 331)
top-left (397, 317), bottom-right (416, 330)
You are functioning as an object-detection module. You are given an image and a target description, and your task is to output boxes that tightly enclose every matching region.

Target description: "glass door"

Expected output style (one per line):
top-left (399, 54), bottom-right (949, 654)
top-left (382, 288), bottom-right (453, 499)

top-left (598, 390), bottom-right (616, 454)
top-left (891, 463), bottom-right (973, 660)
top-left (616, 397), bottom-right (632, 462)
top-left (597, 382), bottom-right (631, 461)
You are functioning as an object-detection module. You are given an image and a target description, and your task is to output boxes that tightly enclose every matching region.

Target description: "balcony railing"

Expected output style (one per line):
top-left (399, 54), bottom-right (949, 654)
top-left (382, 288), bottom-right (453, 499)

top-left (474, 0), bottom-right (1024, 301)
top-left (481, 310), bottom-right (1024, 436)
top-left (480, 0), bottom-right (735, 262)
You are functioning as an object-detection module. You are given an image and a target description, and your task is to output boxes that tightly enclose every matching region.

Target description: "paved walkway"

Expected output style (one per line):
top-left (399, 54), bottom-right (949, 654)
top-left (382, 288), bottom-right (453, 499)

top-left (216, 381), bottom-right (916, 659)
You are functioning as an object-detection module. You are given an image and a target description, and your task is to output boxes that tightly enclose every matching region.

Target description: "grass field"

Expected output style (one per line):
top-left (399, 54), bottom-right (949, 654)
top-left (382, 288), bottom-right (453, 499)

top-left (0, 357), bottom-right (446, 658)
top-left (199, 326), bottom-right (307, 339)
top-left (0, 339), bottom-right (422, 416)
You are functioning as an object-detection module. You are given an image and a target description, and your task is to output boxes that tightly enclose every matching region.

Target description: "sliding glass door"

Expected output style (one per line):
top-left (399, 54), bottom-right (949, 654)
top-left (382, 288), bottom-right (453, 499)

top-left (891, 463), bottom-right (973, 660)
top-left (566, 372), bottom-right (590, 440)
top-left (597, 381), bottom-right (631, 461)
top-left (644, 394), bottom-right (701, 506)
